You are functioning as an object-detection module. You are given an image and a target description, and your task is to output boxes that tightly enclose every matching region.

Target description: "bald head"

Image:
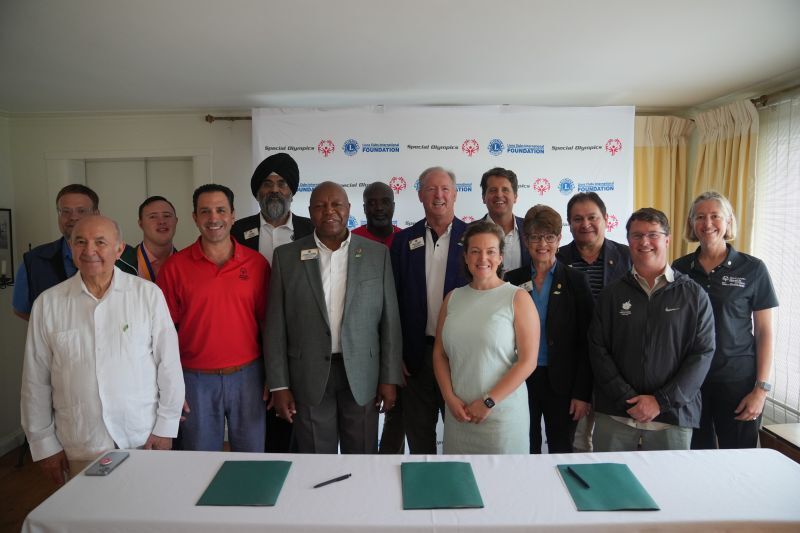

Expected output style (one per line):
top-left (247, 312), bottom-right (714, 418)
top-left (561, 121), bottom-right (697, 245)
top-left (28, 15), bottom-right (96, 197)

top-left (309, 181), bottom-right (351, 247)
top-left (362, 181), bottom-right (395, 231)
top-left (70, 215), bottom-right (125, 280)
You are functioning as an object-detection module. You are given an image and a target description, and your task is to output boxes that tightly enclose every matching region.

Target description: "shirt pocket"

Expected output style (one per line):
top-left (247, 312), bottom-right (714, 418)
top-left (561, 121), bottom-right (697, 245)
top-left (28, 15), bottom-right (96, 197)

top-left (51, 329), bottom-right (87, 370)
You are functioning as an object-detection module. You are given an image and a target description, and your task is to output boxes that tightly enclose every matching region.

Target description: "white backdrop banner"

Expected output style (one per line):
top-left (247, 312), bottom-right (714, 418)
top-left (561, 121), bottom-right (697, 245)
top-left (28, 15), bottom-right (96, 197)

top-left (252, 106), bottom-right (634, 243)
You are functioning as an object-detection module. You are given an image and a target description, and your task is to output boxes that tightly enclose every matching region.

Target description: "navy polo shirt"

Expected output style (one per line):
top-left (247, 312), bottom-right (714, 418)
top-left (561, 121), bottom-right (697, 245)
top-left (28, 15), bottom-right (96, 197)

top-left (672, 245), bottom-right (778, 382)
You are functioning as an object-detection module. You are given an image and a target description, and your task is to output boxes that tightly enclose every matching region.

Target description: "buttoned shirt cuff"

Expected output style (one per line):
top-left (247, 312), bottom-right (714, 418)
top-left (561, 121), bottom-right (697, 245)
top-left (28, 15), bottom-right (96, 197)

top-left (152, 415), bottom-right (180, 439)
top-left (28, 435), bottom-right (64, 463)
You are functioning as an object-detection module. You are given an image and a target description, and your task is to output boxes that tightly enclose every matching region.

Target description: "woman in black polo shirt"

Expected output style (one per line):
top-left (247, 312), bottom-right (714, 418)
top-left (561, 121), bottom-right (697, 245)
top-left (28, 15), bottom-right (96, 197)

top-left (673, 191), bottom-right (779, 449)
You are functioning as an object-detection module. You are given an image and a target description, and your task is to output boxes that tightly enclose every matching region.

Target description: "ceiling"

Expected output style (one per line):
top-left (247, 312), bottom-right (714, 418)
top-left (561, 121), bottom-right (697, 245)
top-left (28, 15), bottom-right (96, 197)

top-left (2, 0), bottom-right (799, 114)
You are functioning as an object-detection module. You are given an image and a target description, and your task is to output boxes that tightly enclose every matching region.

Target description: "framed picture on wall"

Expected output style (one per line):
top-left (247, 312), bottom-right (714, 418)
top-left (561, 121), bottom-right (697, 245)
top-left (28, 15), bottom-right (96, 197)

top-left (0, 208), bottom-right (14, 285)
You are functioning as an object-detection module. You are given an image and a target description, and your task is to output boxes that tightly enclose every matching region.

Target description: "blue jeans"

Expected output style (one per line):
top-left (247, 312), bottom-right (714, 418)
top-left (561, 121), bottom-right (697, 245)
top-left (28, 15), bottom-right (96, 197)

top-left (181, 359), bottom-right (266, 452)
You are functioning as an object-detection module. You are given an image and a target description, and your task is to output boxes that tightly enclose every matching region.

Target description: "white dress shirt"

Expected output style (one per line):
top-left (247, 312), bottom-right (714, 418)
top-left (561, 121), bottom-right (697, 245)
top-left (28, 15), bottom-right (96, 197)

top-left (259, 212), bottom-right (296, 265)
top-left (314, 231), bottom-right (351, 353)
top-left (425, 222), bottom-right (452, 336)
top-left (501, 224), bottom-right (522, 273)
top-left (21, 267), bottom-right (184, 462)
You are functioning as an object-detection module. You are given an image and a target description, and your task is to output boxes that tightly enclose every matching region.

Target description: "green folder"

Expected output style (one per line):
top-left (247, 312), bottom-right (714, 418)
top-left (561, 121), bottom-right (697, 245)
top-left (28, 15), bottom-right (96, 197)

top-left (197, 460), bottom-right (292, 506)
top-left (401, 461), bottom-right (484, 510)
top-left (557, 463), bottom-right (659, 511)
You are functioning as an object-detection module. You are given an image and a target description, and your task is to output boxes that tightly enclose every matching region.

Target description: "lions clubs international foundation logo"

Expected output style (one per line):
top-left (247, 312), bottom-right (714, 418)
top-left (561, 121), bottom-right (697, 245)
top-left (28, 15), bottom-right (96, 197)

top-left (461, 139), bottom-right (479, 157)
top-left (343, 139), bottom-right (359, 156)
top-left (389, 176), bottom-right (407, 194)
top-left (317, 139), bottom-right (335, 157)
top-left (605, 138), bottom-right (622, 156)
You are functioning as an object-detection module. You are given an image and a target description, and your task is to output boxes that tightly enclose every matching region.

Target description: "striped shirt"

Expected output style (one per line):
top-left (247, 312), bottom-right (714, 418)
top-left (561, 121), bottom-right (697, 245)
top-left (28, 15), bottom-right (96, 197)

top-left (564, 249), bottom-right (605, 299)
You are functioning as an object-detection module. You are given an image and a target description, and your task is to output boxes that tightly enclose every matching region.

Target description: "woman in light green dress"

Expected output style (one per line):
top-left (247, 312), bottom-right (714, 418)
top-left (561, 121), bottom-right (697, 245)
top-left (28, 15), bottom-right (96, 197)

top-left (433, 221), bottom-right (539, 454)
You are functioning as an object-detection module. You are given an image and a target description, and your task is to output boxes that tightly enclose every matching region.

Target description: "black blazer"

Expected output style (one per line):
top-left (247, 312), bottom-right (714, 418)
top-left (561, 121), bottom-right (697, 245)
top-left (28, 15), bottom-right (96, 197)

top-left (231, 212), bottom-right (315, 252)
top-left (505, 261), bottom-right (594, 401)
top-left (556, 238), bottom-right (631, 289)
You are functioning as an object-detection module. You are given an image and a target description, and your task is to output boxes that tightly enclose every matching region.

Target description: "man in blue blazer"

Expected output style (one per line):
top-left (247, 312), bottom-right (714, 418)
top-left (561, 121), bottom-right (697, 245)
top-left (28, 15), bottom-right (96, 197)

top-left (479, 167), bottom-right (530, 275)
top-left (391, 167), bottom-right (468, 454)
top-left (556, 191), bottom-right (631, 452)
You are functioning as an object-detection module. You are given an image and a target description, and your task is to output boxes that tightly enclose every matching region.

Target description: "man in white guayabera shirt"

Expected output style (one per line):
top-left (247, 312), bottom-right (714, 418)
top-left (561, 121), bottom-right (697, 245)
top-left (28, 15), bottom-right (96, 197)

top-left (21, 215), bottom-right (184, 485)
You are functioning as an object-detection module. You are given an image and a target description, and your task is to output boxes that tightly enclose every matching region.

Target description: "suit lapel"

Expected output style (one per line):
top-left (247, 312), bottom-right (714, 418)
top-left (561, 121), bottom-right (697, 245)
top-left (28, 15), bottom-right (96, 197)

top-left (343, 238), bottom-right (363, 316)
top-left (410, 221), bottom-right (427, 294)
top-left (300, 238), bottom-right (330, 327)
top-left (546, 263), bottom-right (566, 339)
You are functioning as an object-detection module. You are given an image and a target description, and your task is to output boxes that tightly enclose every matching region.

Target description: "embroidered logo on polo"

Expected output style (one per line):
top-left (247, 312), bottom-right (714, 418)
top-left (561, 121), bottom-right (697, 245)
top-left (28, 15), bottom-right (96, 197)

top-left (619, 300), bottom-right (632, 316)
top-left (721, 275), bottom-right (746, 288)
top-left (239, 268), bottom-right (249, 280)
top-left (665, 306), bottom-right (680, 312)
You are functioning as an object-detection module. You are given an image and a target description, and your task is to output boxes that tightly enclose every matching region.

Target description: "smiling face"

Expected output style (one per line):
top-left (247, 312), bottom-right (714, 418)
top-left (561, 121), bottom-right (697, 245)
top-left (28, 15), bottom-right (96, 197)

top-left (525, 227), bottom-right (561, 266)
top-left (192, 191), bottom-right (234, 245)
top-left (628, 220), bottom-right (670, 275)
top-left (139, 200), bottom-right (177, 247)
top-left (418, 169), bottom-right (456, 221)
top-left (309, 182), bottom-right (350, 244)
top-left (482, 175), bottom-right (517, 221)
top-left (57, 193), bottom-right (97, 239)
top-left (465, 231), bottom-right (503, 282)
top-left (569, 200), bottom-right (607, 248)
top-left (70, 216), bottom-right (124, 281)
top-left (692, 199), bottom-right (729, 248)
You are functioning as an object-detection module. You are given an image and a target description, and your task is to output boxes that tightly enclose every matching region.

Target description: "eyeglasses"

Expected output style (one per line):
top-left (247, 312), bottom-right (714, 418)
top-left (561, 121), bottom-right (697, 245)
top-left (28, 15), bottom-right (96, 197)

top-left (56, 207), bottom-right (93, 217)
top-left (628, 231), bottom-right (667, 241)
top-left (526, 234), bottom-right (558, 244)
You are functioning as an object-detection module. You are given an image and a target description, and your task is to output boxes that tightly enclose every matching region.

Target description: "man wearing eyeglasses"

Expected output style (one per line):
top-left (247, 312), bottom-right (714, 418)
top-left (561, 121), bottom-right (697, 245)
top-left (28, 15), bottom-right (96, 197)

top-left (12, 184), bottom-right (137, 320)
top-left (588, 208), bottom-right (715, 451)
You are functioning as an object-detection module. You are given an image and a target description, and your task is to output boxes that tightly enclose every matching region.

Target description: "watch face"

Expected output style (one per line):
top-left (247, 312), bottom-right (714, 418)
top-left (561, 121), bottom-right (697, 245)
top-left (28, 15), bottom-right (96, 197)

top-left (484, 397), bottom-right (496, 409)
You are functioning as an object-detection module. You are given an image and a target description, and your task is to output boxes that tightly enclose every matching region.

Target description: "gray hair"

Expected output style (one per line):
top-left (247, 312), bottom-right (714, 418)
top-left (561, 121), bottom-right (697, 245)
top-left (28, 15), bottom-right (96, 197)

top-left (685, 191), bottom-right (737, 242)
top-left (418, 166), bottom-right (456, 190)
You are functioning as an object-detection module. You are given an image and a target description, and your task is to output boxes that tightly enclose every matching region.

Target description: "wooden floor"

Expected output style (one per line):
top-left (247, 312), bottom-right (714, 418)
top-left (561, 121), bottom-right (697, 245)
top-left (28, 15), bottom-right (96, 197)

top-left (0, 445), bottom-right (58, 533)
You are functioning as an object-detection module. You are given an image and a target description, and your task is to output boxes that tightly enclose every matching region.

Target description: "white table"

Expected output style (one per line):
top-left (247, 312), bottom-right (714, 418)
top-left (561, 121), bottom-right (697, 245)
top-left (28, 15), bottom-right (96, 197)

top-left (23, 448), bottom-right (800, 532)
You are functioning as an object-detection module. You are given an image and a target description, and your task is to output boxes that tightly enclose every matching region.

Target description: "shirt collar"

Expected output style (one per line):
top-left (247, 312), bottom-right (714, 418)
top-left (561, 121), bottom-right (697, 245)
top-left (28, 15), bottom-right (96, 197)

top-left (689, 243), bottom-right (738, 271)
top-left (261, 211), bottom-right (294, 231)
top-left (632, 263), bottom-right (674, 284)
top-left (531, 260), bottom-right (558, 277)
top-left (313, 230), bottom-right (351, 253)
top-left (424, 220), bottom-right (453, 238)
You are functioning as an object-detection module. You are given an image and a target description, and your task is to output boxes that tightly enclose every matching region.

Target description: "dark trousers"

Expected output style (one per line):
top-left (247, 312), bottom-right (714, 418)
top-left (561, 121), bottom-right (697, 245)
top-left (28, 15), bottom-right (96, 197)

top-left (691, 377), bottom-right (761, 449)
top-left (527, 366), bottom-right (576, 454)
top-left (265, 409), bottom-right (294, 452)
top-left (403, 342), bottom-right (445, 454)
top-left (378, 394), bottom-right (406, 454)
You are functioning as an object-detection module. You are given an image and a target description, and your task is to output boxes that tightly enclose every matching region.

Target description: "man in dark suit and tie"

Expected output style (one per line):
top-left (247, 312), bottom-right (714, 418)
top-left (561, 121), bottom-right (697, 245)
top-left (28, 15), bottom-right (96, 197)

top-left (231, 152), bottom-right (314, 453)
top-left (265, 181), bottom-right (403, 453)
top-left (391, 167), bottom-right (469, 454)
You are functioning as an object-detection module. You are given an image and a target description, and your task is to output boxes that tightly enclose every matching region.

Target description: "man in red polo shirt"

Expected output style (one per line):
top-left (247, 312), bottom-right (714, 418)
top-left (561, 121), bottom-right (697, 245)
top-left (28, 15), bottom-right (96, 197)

top-left (352, 182), bottom-right (401, 248)
top-left (158, 184), bottom-right (269, 452)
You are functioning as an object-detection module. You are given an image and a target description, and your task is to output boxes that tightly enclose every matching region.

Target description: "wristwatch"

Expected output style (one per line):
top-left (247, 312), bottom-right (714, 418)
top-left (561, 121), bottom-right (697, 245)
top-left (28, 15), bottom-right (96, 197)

top-left (483, 396), bottom-right (496, 409)
top-left (755, 381), bottom-right (772, 392)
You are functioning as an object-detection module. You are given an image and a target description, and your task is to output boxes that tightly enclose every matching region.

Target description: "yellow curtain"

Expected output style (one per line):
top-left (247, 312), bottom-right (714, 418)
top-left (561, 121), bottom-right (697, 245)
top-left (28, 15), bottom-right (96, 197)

top-left (691, 100), bottom-right (759, 253)
top-left (633, 115), bottom-right (694, 261)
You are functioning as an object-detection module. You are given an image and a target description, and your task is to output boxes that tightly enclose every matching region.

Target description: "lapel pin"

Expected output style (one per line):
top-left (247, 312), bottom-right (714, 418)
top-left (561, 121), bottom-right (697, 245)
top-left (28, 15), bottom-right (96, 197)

top-left (354, 248), bottom-right (362, 258)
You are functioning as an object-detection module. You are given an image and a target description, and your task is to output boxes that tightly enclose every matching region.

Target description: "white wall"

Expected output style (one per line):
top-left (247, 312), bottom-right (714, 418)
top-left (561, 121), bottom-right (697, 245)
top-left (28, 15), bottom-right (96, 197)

top-left (1, 112), bottom-right (254, 455)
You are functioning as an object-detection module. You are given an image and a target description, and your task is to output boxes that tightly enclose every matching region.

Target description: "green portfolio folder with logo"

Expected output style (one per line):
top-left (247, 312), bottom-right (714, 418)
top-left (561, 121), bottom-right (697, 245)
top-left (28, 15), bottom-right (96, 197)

top-left (557, 463), bottom-right (659, 511)
top-left (401, 461), bottom-right (484, 510)
top-left (197, 460), bottom-right (292, 506)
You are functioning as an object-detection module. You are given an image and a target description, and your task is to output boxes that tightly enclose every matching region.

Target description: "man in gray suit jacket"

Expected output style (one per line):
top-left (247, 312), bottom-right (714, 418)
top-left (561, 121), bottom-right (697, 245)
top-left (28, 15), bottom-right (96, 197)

top-left (265, 181), bottom-right (403, 453)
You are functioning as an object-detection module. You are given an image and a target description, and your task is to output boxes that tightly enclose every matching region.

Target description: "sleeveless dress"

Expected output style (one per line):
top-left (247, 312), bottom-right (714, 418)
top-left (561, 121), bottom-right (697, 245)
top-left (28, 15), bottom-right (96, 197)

top-left (441, 282), bottom-right (529, 454)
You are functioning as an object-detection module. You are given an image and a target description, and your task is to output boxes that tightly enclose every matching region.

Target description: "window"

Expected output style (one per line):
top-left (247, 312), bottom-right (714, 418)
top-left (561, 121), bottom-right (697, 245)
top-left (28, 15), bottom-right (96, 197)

top-left (753, 91), bottom-right (800, 423)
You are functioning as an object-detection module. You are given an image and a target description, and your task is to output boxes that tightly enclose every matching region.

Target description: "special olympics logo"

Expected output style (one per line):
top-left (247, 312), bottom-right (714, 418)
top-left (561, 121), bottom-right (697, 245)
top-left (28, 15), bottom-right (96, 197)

top-left (347, 216), bottom-right (358, 230)
top-left (487, 138), bottom-right (504, 156)
top-left (343, 139), bottom-right (359, 156)
top-left (607, 214), bottom-right (619, 231)
top-left (462, 215), bottom-right (475, 223)
top-left (389, 176), bottom-right (407, 194)
top-left (317, 139), bottom-right (335, 157)
top-left (558, 178), bottom-right (575, 196)
top-left (461, 139), bottom-right (480, 157)
top-left (532, 178), bottom-right (551, 196)
top-left (605, 138), bottom-right (622, 156)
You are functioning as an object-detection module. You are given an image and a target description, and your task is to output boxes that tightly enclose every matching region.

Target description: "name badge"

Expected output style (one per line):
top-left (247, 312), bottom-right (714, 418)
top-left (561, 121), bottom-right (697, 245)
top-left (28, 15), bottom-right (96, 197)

top-left (409, 237), bottom-right (424, 250)
top-left (520, 281), bottom-right (533, 292)
top-left (243, 228), bottom-right (259, 240)
top-left (301, 248), bottom-right (319, 261)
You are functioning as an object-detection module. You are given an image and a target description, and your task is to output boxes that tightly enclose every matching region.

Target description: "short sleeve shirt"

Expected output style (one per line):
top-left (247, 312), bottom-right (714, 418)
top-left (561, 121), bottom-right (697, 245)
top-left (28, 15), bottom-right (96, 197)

top-left (672, 245), bottom-right (778, 382)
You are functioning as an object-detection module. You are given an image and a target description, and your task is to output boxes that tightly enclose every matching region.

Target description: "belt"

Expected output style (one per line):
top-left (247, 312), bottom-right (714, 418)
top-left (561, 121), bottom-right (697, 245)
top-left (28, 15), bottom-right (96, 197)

top-left (183, 358), bottom-right (258, 375)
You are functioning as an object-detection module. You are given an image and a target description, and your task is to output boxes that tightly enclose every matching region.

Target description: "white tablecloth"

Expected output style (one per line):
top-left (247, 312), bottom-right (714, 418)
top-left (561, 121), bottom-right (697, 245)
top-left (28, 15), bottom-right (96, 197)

top-left (23, 448), bottom-right (800, 532)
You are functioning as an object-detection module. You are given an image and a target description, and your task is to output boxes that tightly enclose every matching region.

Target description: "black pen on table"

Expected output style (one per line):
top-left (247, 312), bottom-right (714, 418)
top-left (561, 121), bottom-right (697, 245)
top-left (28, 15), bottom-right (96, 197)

top-left (313, 473), bottom-right (352, 489)
top-left (566, 466), bottom-right (591, 489)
